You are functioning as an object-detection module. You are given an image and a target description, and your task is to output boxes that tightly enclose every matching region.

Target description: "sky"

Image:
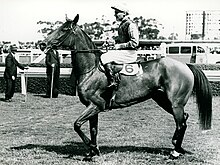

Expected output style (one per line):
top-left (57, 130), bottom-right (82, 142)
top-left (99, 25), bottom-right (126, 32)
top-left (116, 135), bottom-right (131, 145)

top-left (0, 0), bottom-right (220, 42)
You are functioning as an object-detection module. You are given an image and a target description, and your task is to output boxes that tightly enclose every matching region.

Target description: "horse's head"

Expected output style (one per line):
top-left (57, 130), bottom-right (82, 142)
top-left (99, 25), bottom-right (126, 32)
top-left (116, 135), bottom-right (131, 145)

top-left (44, 14), bottom-right (80, 51)
top-left (44, 14), bottom-right (100, 75)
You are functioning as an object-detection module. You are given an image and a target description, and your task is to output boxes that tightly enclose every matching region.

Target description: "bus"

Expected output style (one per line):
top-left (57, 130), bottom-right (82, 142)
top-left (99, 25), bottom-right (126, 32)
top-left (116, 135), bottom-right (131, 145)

top-left (165, 43), bottom-right (208, 64)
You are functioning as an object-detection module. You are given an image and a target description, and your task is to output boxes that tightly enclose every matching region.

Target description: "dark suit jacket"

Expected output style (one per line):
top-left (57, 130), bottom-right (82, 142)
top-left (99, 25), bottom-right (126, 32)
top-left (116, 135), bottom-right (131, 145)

top-left (45, 49), bottom-right (60, 74)
top-left (4, 52), bottom-right (25, 79)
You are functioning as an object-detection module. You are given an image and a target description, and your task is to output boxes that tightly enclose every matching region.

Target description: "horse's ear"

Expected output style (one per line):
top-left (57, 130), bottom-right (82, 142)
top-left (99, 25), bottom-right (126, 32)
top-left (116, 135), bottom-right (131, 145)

top-left (73, 14), bottom-right (79, 25)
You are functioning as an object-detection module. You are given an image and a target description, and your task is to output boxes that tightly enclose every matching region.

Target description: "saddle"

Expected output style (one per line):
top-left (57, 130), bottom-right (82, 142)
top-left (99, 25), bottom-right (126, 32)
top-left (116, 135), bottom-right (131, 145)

top-left (99, 56), bottom-right (163, 110)
top-left (99, 61), bottom-right (143, 110)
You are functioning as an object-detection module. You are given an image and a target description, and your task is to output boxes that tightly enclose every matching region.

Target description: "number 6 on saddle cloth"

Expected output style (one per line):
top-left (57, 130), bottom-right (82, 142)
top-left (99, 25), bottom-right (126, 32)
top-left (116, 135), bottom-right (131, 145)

top-left (99, 62), bottom-right (143, 77)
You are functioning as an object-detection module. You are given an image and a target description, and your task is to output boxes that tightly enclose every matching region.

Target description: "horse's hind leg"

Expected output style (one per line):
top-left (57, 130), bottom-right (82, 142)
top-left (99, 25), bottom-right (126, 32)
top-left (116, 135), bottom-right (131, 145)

top-left (152, 90), bottom-right (173, 115)
top-left (171, 105), bottom-right (189, 158)
top-left (152, 90), bottom-right (189, 158)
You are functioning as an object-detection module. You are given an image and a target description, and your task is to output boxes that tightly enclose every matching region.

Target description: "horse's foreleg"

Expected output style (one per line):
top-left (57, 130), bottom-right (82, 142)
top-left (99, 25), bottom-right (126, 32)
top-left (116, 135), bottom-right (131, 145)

top-left (89, 114), bottom-right (100, 156)
top-left (74, 103), bottom-right (101, 158)
top-left (171, 106), bottom-right (189, 159)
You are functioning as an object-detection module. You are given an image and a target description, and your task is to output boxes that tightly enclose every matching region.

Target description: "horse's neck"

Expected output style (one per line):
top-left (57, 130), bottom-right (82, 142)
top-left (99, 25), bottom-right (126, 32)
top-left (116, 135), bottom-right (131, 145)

top-left (72, 42), bottom-right (98, 79)
top-left (72, 27), bottom-right (99, 81)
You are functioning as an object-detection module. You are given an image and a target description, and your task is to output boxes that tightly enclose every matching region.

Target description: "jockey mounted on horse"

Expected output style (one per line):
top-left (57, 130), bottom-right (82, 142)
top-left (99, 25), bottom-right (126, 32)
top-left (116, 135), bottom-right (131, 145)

top-left (101, 3), bottom-right (139, 88)
top-left (44, 10), bottom-right (212, 160)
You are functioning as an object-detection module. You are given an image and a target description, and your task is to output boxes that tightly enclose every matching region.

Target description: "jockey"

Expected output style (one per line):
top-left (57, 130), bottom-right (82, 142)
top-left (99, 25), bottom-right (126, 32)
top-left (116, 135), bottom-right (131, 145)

top-left (101, 4), bottom-right (139, 88)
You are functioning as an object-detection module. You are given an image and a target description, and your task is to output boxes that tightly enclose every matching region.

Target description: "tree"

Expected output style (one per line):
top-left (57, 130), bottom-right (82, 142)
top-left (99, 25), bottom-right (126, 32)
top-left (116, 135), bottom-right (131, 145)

top-left (191, 34), bottom-right (202, 40)
top-left (80, 22), bottom-right (104, 40)
top-left (37, 15), bottom-right (165, 40)
top-left (168, 33), bottom-right (178, 40)
top-left (133, 16), bottom-right (162, 39)
top-left (37, 20), bottom-right (63, 39)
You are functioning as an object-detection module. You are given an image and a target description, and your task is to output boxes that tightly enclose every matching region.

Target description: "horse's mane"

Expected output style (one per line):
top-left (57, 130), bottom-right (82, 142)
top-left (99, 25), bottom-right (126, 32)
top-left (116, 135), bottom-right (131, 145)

top-left (78, 26), bottom-right (98, 50)
top-left (76, 25), bottom-right (102, 66)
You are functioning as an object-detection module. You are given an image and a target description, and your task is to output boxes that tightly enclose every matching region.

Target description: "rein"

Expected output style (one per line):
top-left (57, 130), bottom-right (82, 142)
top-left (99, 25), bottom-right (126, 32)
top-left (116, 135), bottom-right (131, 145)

top-left (71, 49), bottom-right (104, 54)
top-left (48, 23), bottom-right (106, 76)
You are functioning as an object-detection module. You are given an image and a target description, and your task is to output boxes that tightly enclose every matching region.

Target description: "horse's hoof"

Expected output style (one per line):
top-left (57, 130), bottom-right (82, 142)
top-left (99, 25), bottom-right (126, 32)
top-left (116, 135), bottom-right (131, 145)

top-left (83, 147), bottom-right (100, 161)
top-left (90, 145), bottom-right (100, 156)
top-left (93, 147), bottom-right (100, 156)
top-left (169, 150), bottom-right (182, 159)
top-left (177, 147), bottom-right (186, 154)
top-left (83, 152), bottom-right (95, 161)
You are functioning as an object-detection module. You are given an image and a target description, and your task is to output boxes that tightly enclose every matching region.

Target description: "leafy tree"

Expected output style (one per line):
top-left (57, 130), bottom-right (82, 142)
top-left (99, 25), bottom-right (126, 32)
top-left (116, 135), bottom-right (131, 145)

top-left (168, 33), bottom-right (178, 40)
top-left (158, 36), bottom-right (167, 40)
top-left (133, 16), bottom-right (162, 39)
top-left (80, 22), bottom-right (104, 39)
top-left (37, 15), bottom-right (165, 40)
top-left (37, 20), bottom-right (63, 38)
top-left (191, 34), bottom-right (202, 40)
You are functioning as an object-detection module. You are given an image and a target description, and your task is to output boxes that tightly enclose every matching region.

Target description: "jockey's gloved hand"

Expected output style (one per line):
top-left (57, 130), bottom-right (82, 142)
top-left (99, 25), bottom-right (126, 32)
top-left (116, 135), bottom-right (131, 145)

top-left (114, 43), bottom-right (129, 50)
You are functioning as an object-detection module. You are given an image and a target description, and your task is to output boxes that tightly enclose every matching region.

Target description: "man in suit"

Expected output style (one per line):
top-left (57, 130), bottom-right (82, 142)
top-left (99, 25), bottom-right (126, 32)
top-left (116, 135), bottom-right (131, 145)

top-left (4, 45), bottom-right (28, 102)
top-left (39, 43), bottom-right (60, 98)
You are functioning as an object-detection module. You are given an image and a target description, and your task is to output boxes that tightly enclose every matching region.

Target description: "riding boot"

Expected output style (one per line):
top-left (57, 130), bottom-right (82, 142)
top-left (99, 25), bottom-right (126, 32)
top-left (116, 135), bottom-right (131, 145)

top-left (104, 63), bottom-right (117, 88)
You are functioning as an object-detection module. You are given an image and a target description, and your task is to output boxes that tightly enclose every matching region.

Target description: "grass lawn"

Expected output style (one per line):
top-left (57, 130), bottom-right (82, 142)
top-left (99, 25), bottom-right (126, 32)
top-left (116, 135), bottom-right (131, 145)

top-left (0, 93), bottom-right (219, 165)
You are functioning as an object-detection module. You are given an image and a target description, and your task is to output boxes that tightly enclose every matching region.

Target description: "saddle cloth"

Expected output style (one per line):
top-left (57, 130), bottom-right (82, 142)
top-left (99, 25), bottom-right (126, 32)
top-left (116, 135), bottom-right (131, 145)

top-left (99, 62), bottom-right (143, 76)
top-left (120, 63), bottom-right (143, 75)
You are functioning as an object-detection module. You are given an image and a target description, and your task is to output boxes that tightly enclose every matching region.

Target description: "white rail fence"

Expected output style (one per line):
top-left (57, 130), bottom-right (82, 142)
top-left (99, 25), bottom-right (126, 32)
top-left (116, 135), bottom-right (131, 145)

top-left (0, 49), bottom-right (72, 64)
top-left (1, 67), bottom-right (219, 81)
top-left (0, 49), bottom-right (166, 64)
top-left (0, 66), bottom-right (220, 95)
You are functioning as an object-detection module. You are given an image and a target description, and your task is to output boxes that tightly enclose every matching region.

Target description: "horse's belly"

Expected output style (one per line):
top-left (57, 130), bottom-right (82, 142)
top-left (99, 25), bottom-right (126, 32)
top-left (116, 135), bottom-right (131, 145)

top-left (114, 79), bottom-right (153, 104)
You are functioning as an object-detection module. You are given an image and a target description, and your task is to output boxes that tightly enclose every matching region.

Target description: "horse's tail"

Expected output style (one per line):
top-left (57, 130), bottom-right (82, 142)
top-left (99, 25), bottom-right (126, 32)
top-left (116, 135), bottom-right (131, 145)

top-left (187, 64), bottom-right (212, 130)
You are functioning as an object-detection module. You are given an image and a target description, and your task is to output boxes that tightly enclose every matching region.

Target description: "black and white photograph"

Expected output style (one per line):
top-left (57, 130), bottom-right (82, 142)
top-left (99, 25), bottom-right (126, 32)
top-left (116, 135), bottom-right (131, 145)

top-left (0, 0), bottom-right (220, 164)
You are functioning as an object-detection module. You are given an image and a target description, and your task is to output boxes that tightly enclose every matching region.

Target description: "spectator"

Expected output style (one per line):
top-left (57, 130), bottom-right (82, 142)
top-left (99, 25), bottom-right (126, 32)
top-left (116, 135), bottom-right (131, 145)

top-left (4, 45), bottom-right (28, 102)
top-left (39, 43), bottom-right (60, 98)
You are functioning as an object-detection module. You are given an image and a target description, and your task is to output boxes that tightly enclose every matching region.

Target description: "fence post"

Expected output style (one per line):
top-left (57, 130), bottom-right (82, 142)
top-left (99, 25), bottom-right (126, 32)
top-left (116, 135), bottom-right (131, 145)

top-left (20, 71), bottom-right (26, 95)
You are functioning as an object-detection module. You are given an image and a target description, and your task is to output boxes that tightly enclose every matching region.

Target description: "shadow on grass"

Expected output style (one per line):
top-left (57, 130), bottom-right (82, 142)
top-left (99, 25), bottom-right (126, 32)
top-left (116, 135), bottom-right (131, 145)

top-left (10, 141), bottom-right (193, 158)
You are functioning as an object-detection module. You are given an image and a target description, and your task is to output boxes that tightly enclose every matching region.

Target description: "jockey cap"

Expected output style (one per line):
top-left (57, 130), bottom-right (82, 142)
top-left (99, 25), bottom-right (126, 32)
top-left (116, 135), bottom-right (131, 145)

top-left (111, 3), bottom-right (129, 15)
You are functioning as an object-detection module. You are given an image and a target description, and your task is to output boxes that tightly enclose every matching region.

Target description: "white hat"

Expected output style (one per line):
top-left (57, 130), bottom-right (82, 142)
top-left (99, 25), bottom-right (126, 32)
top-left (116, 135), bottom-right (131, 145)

top-left (111, 3), bottom-right (129, 14)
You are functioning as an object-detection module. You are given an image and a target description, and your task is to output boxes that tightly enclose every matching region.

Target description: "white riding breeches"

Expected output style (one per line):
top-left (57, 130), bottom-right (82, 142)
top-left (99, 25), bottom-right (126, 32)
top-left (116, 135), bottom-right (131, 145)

top-left (101, 50), bottom-right (137, 65)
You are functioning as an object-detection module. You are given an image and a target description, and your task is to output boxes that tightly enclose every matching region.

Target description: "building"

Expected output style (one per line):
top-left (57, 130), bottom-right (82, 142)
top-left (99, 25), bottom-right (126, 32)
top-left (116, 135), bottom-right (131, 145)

top-left (186, 10), bottom-right (220, 40)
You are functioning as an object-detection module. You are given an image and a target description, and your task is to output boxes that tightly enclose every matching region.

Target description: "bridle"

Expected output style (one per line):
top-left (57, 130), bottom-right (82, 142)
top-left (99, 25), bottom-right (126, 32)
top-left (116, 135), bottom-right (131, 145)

top-left (47, 22), bottom-right (103, 55)
top-left (46, 22), bottom-right (106, 76)
top-left (46, 22), bottom-right (75, 50)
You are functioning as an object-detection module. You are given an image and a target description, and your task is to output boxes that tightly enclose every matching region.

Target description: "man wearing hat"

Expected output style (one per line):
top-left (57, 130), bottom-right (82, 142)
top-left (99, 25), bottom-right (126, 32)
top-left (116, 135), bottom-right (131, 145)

top-left (39, 43), bottom-right (60, 98)
top-left (4, 45), bottom-right (29, 102)
top-left (101, 4), bottom-right (139, 88)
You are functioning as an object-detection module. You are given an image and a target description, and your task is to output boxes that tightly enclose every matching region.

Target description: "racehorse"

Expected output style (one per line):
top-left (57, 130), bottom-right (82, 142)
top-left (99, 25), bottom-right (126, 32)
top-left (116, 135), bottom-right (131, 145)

top-left (44, 14), bottom-right (212, 159)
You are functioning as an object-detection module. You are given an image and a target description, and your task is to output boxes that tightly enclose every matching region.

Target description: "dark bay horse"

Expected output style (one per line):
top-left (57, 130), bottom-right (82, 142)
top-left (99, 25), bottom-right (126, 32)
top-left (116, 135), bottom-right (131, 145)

top-left (44, 14), bottom-right (212, 159)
